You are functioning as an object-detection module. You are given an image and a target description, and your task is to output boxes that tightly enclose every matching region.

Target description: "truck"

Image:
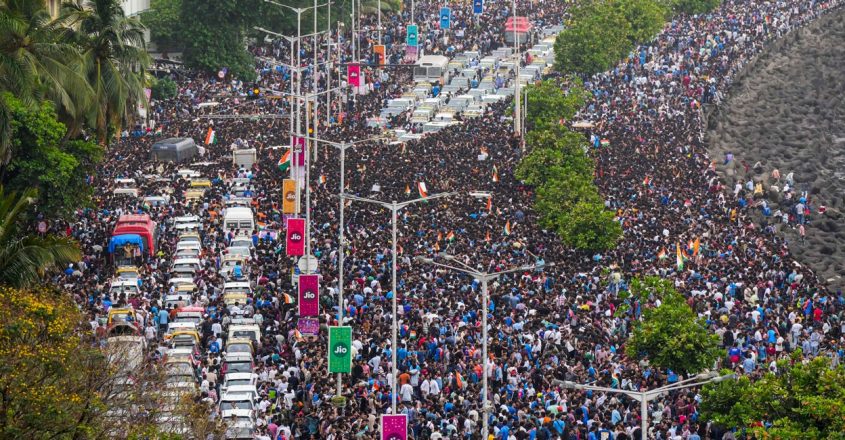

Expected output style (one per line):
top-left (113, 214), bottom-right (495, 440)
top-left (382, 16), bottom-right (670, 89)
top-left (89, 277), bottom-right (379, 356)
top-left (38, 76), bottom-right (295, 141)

top-left (413, 55), bottom-right (451, 84)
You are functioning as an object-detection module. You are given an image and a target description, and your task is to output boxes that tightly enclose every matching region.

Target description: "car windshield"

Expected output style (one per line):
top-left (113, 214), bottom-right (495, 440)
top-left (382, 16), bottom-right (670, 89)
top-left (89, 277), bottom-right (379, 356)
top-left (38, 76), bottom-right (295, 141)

top-left (227, 344), bottom-right (250, 353)
top-left (165, 375), bottom-right (194, 385)
top-left (231, 331), bottom-right (255, 340)
top-left (225, 379), bottom-right (251, 387)
top-left (220, 400), bottom-right (252, 411)
top-left (225, 361), bottom-right (252, 373)
top-left (174, 316), bottom-right (200, 324)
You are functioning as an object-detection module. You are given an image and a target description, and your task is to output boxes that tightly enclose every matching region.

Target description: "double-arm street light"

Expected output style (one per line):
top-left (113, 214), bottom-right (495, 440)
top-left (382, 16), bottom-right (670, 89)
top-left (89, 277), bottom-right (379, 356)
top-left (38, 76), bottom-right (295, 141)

top-left (342, 191), bottom-right (458, 414)
top-left (555, 372), bottom-right (736, 439)
top-left (303, 135), bottom-right (388, 398)
top-left (415, 254), bottom-right (554, 438)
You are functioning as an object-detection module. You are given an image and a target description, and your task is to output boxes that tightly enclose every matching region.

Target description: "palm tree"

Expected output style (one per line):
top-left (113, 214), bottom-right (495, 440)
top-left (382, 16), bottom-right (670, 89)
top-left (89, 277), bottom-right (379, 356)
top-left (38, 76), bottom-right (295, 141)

top-left (0, 186), bottom-right (80, 288)
top-left (61, 0), bottom-right (151, 145)
top-left (0, 0), bottom-right (92, 163)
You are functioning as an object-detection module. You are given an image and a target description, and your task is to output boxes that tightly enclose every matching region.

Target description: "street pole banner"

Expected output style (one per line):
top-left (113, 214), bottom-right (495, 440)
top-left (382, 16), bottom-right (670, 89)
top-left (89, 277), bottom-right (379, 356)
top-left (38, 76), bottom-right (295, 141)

top-left (381, 414), bottom-right (408, 440)
top-left (440, 7), bottom-right (451, 29)
top-left (347, 64), bottom-right (361, 87)
top-left (298, 274), bottom-right (320, 317)
top-left (285, 218), bottom-right (305, 256)
top-left (282, 179), bottom-right (297, 214)
top-left (328, 326), bottom-right (352, 373)
top-left (374, 45), bottom-right (386, 66)
top-left (292, 136), bottom-right (306, 166)
top-left (473, 0), bottom-right (483, 14)
top-left (297, 317), bottom-right (320, 336)
top-left (406, 24), bottom-right (418, 46)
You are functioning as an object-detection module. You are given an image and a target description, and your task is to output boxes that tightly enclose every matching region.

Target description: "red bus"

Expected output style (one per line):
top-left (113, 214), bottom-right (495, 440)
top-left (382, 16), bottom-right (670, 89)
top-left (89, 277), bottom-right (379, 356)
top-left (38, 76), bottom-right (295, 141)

top-left (112, 214), bottom-right (158, 256)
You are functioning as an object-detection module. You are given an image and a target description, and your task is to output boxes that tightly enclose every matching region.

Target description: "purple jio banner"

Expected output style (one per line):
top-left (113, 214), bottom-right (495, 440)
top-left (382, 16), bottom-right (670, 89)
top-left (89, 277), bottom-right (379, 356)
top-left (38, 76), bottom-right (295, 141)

top-left (297, 317), bottom-right (320, 336)
top-left (381, 415), bottom-right (407, 440)
top-left (298, 274), bottom-right (319, 317)
top-left (347, 64), bottom-right (361, 87)
top-left (291, 136), bottom-right (306, 166)
top-left (285, 218), bottom-right (305, 256)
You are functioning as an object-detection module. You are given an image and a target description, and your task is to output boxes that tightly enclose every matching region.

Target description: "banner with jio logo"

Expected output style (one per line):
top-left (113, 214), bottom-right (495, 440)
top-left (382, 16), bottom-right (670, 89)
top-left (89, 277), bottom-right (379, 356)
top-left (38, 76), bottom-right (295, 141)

top-left (285, 218), bottom-right (305, 256)
top-left (298, 274), bottom-right (319, 317)
top-left (473, 0), bottom-right (483, 14)
top-left (328, 326), bottom-right (352, 373)
top-left (347, 64), bottom-right (361, 87)
top-left (440, 7), bottom-right (451, 29)
top-left (381, 415), bottom-right (407, 440)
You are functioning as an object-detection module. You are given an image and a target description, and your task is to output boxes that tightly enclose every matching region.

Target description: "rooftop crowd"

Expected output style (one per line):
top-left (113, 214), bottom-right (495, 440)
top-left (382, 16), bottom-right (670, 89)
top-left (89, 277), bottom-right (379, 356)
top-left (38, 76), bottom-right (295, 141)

top-left (47, 0), bottom-right (845, 439)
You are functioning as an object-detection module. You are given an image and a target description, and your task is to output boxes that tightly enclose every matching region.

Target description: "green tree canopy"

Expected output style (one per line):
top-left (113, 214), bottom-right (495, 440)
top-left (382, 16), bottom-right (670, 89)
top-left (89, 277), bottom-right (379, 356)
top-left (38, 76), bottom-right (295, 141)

top-left (61, 0), bottom-right (152, 144)
top-left (612, 0), bottom-right (668, 44)
top-left (554, 1), bottom-right (632, 76)
top-left (5, 94), bottom-right (103, 219)
top-left (523, 80), bottom-right (589, 131)
top-left (151, 77), bottom-right (179, 100)
top-left (671, 0), bottom-right (721, 16)
top-left (625, 277), bottom-right (720, 375)
top-left (517, 127), bottom-right (593, 186)
top-left (700, 355), bottom-right (845, 439)
top-left (141, 0), bottom-right (183, 52)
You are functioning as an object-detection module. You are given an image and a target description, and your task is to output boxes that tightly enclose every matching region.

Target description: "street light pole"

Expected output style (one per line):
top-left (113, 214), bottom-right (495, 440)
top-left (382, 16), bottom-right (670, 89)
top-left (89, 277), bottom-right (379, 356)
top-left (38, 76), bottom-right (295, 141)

top-left (415, 255), bottom-right (552, 437)
top-left (512, 0), bottom-right (522, 145)
top-left (555, 373), bottom-right (736, 439)
top-left (304, 135), bottom-right (389, 398)
top-left (343, 191), bottom-right (459, 414)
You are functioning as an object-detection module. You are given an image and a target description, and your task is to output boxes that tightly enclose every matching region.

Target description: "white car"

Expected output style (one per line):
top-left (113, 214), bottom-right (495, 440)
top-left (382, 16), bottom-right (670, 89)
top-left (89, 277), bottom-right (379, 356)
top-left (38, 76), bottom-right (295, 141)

top-left (173, 215), bottom-right (201, 231)
top-left (221, 372), bottom-right (258, 394)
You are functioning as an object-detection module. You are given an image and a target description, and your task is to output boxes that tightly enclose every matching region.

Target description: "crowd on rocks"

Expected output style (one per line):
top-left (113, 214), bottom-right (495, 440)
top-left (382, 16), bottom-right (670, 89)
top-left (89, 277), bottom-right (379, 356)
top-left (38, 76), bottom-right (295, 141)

top-left (44, 0), bottom-right (845, 439)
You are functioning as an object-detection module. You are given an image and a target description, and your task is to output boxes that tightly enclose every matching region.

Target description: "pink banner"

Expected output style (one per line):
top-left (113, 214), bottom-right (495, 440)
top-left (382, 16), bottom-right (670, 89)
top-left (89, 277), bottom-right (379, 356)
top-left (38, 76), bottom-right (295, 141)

top-left (347, 64), bottom-right (361, 87)
top-left (286, 218), bottom-right (305, 256)
top-left (298, 274), bottom-right (319, 317)
top-left (381, 415), bottom-right (407, 440)
top-left (291, 136), bottom-right (307, 166)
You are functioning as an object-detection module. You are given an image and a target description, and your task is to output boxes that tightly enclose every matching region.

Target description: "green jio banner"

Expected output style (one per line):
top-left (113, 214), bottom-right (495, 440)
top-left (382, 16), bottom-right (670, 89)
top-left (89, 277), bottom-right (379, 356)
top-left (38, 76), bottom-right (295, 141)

top-left (328, 326), bottom-right (352, 373)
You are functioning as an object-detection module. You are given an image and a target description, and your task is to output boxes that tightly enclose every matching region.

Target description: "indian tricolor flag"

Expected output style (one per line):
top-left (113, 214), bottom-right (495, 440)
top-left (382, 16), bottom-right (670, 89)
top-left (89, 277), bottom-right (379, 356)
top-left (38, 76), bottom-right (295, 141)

top-left (204, 127), bottom-right (216, 145)
top-left (492, 165), bottom-right (500, 183)
top-left (676, 242), bottom-right (684, 271)
top-left (405, 184), bottom-right (411, 196)
top-left (417, 182), bottom-right (428, 198)
top-left (446, 231), bottom-right (455, 242)
top-left (319, 174), bottom-right (327, 185)
top-left (486, 197), bottom-right (492, 213)
top-left (278, 149), bottom-right (291, 172)
top-left (504, 220), bottom-right (512, 236)
top-left (657, 247), bottom-right (667, 260)
top-left (600, 138), bottom-right (610, 147)
top-left (693, 237), bottom-right (701, 256)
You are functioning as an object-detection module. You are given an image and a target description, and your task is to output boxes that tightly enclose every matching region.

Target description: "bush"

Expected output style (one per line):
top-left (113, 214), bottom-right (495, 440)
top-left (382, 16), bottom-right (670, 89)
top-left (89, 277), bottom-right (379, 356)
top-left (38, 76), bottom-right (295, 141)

top-left (151, 77), bottom-right (178, 100)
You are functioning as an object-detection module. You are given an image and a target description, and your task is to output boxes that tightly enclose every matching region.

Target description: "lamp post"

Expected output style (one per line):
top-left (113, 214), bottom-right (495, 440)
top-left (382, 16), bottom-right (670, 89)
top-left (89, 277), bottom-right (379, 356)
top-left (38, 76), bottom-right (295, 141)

top-left (342, 191), bottom-right (459, 414)
top-left (555, 372), bottom-right (736, 439)
top-left (415, 255), bottom-right (553, 438)
top-left (303, 134), bottom-right (389, 398)
top-left (512, 0), bottom-right (522, 145)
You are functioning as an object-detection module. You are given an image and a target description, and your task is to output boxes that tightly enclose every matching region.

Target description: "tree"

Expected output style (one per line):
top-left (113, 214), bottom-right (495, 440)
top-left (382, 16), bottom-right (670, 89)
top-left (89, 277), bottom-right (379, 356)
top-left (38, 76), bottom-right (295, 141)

top-left (0, 286), bottom-right (102, 438)
top-left (151, 77), bottom-right (179, 100)
top-left (671, 0), bottom-right (721, 15)
top-left (61, 0), bottom-right (152, 145)
top-left (554, 201), bottom-right (623, 251)
top-left (517, 128), bottom-right (594, 186)
top-left (141, 0), bottom-right (183, 51)
top-left (181, 0), bottom-right (262, 81)
top-left (0, 186), bottom-right (80, 288)
top-left (0, 0), bottom-right (92, 163)
top-left (625, 277), bottom-right (720, 375)
top-left (523, 80), bottom-right (588, 131)
top-left (700, 355), bottom-right (845, 439)
top-left (4, 95), bottom-right (103, 218)
top-left (612, 0), bottom-right (667, 44)
top-left (554, 1), bottom-right (632, 76)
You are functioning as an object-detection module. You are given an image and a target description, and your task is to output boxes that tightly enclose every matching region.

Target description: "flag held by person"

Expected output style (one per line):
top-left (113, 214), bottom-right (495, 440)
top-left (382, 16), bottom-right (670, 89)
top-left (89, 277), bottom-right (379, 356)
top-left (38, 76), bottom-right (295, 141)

top-left (278, 149), bottom-right (291, 172)
top-left (693, 237), bottom-right (701, 256)
top-left (676, 243), bottom-right (684, 271)
top-left (492, 165), bottom-right (499, 183)
top-left (446, 231), bottom-right (455, 242)
top-left (417, 182), bottom-right (428, 198)
top-left (405, 184), bottom-right (411, 196)
top-left (204, 127), bottom-right (216, 145)
top-left (504, 220), bottom-right (512, 236)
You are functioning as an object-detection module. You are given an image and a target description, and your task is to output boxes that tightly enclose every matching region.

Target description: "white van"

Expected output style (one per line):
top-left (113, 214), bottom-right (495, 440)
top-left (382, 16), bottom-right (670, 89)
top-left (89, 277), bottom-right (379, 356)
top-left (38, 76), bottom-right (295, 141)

top-left (223, 207), bottom-right (255, 232)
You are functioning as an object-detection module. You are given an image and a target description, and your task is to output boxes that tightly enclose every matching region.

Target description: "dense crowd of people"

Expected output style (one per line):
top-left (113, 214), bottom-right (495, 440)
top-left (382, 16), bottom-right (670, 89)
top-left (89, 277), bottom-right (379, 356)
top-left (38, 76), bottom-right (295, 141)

top-left (46, 0), bottom-right (845, 439)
